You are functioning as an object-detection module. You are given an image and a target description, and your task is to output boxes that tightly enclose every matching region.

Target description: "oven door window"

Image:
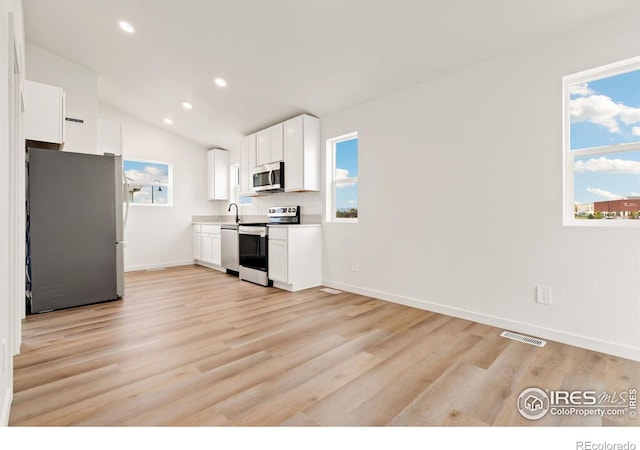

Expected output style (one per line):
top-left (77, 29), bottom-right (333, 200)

top-left (239, 233), bottom-right (267, 271)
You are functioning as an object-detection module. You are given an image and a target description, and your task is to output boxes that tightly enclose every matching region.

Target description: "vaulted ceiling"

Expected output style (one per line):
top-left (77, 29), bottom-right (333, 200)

top-left (23, 0), bottom-right (640, 149)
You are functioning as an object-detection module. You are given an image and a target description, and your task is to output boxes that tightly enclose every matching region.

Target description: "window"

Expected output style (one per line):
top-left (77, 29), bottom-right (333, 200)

top-left (563, 57), bottom-right (640, 226)
top-left (123, 158), bottom-right (172, 206)
top-left (327, 132), bottom-right (358, 222)
top-left (230, 163), bottom-right (252, 206)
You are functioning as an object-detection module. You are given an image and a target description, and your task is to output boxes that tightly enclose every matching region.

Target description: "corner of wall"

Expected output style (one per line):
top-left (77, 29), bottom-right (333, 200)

top-left (1, 386), bottom-right (12, 426)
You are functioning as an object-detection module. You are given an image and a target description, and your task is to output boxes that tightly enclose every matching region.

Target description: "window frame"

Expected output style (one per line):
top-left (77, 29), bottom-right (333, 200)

top-left (230, 163), bottom-right (252, 206)
top-left (326, 132), bottom-right (358, 223)
top-left (123, 157), bottom-right (173, 207)
top-left (562, 56), bottom-right (640, 227)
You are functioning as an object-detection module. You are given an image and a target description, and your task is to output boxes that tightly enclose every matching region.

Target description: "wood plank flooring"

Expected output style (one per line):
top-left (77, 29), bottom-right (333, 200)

top-left (9, 265), bottom-right (640, 426)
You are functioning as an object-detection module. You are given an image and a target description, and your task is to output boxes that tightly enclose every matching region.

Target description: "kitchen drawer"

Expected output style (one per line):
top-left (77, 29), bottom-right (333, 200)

top-left (268, 227), bottom-right (288, 240)
top-left (201, 224), bottom-right (221, 234)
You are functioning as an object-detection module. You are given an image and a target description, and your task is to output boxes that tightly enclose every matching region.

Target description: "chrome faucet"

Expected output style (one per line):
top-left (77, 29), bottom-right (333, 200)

top-left (228, 203), bottom-right (239, 223)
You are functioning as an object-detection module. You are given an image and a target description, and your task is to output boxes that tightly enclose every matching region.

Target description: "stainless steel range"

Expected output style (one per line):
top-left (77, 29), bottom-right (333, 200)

top-left (238, 206), bottom-right (300, 286)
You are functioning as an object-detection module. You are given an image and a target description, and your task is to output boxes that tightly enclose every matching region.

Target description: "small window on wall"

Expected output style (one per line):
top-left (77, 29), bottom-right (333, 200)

top-left (123, 158), bottom-right (172, 206)
top-left (327, 132), bottom-right (358, 222)
top-left (563, 57), bottom-right (640, 226)
top-left (230, 164), bottom-right (252, 205)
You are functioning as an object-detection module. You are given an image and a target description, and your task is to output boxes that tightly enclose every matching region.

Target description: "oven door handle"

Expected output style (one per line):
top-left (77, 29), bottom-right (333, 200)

top-left (239, 227), bottom-right (267, 237)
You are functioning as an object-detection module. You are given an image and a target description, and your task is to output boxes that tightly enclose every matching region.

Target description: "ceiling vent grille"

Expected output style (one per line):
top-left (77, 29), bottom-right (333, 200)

top-left (500, 330), bottom-right (546, 347)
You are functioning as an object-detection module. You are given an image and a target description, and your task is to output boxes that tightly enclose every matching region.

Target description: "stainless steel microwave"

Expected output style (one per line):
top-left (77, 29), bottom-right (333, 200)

top-left (252, 161), bottom-right (284, 192)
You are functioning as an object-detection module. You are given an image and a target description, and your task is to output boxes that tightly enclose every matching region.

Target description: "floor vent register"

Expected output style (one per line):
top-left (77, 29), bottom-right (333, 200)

top-left (500, 330), bottom-right (546, 347)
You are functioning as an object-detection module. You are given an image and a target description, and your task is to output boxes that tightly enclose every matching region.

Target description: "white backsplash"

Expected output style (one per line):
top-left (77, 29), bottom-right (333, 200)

top-left (236, 191), bottom-right (323, 217)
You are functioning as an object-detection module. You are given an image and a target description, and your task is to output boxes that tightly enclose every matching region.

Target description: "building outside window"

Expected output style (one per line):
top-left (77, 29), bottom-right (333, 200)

top-left (327, 132), bottom-right (358, 222)
top-left (123, 158), bottom-right (172, 206)
top-left (563, 56), bottom-right (640, 226)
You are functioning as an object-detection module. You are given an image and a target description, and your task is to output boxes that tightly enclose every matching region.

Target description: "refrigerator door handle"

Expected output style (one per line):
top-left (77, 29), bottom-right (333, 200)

top-left (123, 171), bottom-right (130, 230)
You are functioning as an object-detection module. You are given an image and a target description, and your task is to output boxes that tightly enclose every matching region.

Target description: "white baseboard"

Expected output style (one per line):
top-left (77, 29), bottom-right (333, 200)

top-left (194, 262), bottom-right (226, 272)
top-left (1, 386), bottom-right (12, 427)
top-left (322, 279), bottom-right (640, 362)
top-left (124, 260), bottom-right (195, 272)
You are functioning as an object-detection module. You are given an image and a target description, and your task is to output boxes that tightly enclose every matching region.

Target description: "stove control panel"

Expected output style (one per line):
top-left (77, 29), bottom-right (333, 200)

top-left (268, 206), bottom-right (297, 216)
top-left (268, 206), bottom-right (300, 224)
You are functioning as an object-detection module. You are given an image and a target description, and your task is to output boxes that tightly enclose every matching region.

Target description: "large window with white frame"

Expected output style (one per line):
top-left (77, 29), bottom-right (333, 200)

top-left (563, 57), bottom-right (640, 226)
top-left (123, 158), bottom-right (172, 206)
top-left (327, 132), bottom-right (358, 222)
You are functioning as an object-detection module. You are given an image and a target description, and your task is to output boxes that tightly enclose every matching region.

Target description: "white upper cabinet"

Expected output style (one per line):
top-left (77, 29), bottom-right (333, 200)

top-left (25, 80), bottom-right (65, 145)
top-left (244, 114), bottom-right (320, 194)
top-left (239, 134), bottom-right (257, 197)
top-left (207, 148), bottom-right (229, 200)
top-left (256, 123), bottom-right (284, 166)
top-left (97, 118), bottom-right (122, 156)
top-left (283, 114), bottom-right (320, 192)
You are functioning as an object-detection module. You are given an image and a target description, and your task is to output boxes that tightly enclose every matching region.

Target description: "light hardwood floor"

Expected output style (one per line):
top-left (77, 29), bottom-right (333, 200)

top-left (9, 265), bottom-right (640, 426)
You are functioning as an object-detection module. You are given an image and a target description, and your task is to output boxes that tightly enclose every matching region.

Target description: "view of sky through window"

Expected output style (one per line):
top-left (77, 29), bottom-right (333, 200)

top-left (123, 159), bottom-right (170, 205)
top-left (570, 68), bottom-right (640, 206)
top-left (335, 137), bottom-right (358, 217)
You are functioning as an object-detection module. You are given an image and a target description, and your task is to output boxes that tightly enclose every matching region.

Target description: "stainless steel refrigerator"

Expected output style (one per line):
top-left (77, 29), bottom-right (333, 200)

top-left (27, 147), bottom-right (124, 313)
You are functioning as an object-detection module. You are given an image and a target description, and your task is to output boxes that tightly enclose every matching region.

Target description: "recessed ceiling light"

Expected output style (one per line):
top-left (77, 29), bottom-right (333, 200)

top-left (182, 102), bottom-right (193, 110)
top-left (118, 20), bottom-right (135, 34)
top-left (163, 118), bottom-right (173, 125)
top-left (214, 78), bottom-right (227, 88)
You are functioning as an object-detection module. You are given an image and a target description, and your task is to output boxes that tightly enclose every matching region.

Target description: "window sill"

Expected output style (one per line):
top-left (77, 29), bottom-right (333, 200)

top-left (129, 203), bottom-right (173, 207)
top-left (564, 218), bottom-right (640, 228)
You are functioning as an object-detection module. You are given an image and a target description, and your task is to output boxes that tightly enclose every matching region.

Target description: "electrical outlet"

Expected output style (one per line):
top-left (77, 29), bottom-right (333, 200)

top-left (351, 259), bottom-right (359, 272)
top-left (536, 286), bottom-right (552, 305)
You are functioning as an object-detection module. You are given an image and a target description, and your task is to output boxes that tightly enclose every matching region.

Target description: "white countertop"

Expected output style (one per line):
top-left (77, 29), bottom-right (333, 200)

top-left (193, 222), bottom-right (321, 227)
top-left (192, 221), bottom-right (227, 225)
top-left (267, 223), bottom-right (321, 227)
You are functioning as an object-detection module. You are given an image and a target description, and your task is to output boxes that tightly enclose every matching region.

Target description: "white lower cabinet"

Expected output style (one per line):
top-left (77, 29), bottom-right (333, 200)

top-left (193, 224), bottom-right (202, 261)
top-left (194, 224), bottom-right (222, 267)
top-left (268, 225), bottom-right (321, 292)
top-left (268, 238), bottom-right (288, 283)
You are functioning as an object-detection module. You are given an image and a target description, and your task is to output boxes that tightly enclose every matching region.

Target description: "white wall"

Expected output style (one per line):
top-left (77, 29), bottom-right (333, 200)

top-left (26, 42), bottom-right (98, 154)
top-left (98, 104), bottom-right (223, 271)
top-left (321, 11), bottom-right (640, 361)
top-left (0, 0), bottom-right (25, 426)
